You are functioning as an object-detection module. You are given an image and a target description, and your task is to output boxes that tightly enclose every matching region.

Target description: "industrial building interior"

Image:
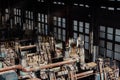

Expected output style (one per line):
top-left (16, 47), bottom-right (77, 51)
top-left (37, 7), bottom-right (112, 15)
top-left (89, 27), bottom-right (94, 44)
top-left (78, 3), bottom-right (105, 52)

top-left (0, 0), bottom-right (120, 80)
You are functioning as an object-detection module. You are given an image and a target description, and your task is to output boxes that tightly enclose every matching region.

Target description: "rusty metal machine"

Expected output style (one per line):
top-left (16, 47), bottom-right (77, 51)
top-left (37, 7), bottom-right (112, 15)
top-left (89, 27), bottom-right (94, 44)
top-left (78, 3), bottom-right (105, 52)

top-left (0, 35), bottom-right (119, 80)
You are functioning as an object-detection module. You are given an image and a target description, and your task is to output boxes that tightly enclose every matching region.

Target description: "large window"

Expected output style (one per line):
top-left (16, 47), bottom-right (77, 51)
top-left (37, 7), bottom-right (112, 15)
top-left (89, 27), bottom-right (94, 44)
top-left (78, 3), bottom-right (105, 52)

top-left (24, 10), bottom-right (34, 30)
top-left (99, 26), bottom-right (120, 61)
top-left (99, 26), bottom-right (114, 58)
top-left (53, 16), bottom-right (66, 41)
top-left (73, 20), bottom-right (90, 50)
top-left (14, 8), bottom-right (22, 26)
top-left (99, 26), bottom-right (106, 56)
top-left (38, 13), bottom-right (48, 35)
top-left (114, 29), bottom-right (120, 61)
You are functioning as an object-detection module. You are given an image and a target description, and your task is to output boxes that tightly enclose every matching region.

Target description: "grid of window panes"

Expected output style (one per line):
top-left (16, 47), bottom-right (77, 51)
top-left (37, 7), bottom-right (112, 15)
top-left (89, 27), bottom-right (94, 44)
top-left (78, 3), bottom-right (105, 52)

top-left (73, 20), bottom-right (90, 50)
top-left (84, 23), bottom-right (90, 50)
top-left (38, 13), bottom-right (48, 35)
top-left (25, 10), bottom-right (34, 30)
top-left (5, 8), bottom-right (9, 22)
top-left (114, 29), bottom-right (120, 60)
top-left (99, 26), bottom-right (114, 58)
top-left (106, 27), bottom-right (114, 58)
top-left (53, 16), bottom-right (66, 41)
top-left (14, 8), bottom-right (22, 26)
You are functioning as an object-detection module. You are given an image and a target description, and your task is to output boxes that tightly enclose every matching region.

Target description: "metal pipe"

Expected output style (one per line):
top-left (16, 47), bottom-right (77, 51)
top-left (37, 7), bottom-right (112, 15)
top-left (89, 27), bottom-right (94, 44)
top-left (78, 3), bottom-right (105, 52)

top-left (0, 59), bottom-right (77, 72)
top-left (39, 59), bottom-right (76, 69)
top-left (0, 65), bottom-right (21, 72)
top-left (75, 70), bottom-right (93, 77)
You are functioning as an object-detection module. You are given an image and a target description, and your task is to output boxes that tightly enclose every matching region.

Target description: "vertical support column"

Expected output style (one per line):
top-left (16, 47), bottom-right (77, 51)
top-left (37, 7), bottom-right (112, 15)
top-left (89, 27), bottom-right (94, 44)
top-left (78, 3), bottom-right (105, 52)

top-left (66, 0), bottom-right (73, 39)
top-left (47, 0), bottom-right (52, 35)
top-left (90, 0), bottom-right (100, 62)
top-left (0, 8), bottom-right (1, 26)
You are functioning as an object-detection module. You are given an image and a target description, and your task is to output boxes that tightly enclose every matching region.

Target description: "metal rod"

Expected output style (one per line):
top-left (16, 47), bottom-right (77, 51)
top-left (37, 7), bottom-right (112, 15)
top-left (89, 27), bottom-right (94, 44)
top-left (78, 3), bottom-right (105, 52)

top-left (0, 59), bottom-right (77, 72)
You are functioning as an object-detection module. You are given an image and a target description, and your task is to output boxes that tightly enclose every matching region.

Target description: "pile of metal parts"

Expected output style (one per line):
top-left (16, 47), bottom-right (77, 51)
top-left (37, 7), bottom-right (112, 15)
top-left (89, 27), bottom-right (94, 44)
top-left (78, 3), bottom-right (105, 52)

top-left (95, 58), bottom-right (119, 80)
top-left (0, 35), bottom-right (119, 80)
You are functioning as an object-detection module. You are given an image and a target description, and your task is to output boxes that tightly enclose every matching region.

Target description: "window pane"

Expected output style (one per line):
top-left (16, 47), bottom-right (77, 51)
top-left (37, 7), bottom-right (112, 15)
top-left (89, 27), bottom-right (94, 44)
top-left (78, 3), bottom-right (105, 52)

top-left (79, 21), bottom-right (83, 27)
top-left (74, 33), bottom-right (77, 39)
top-left (42, 24), bottom-right (44, 33)
top-left (62, 18), bottom-right (65, 23)
top-left (100, 26), bottom-right (105, 32)
top-left (58, 17), bottom-right (61, 22)
top-left (58, 17), bottom-right (61, 26)
top-left (107, 42), bottom-right (112, 50)
top-left (74, 25), bottom-right (77, 31)
top-left (100, 40), bottom-right (105, 47)
top-left (19, 10), bottom-right (21, 15)
top-left (31, 12), bottom-right (33, 19)
top-left (53, 17), bottom-right (57, 20)
top-left (63, 36), bottom-right (65, 41)
top-left (62, 30), bottom-right (66, 36)
top-left (73, 20), bottom-right (77, 26)
top-left (99, 47), bottom-right (105, 55)
top-left (58, 28), bottom-right (61, 34)
top-left (115, 35), bottom-right (120, 42)
top-left (58, 34), bottom-right (61, 40)
top-left (38, 23), bottom-right (41, 27)
top-left (58, 21), bottom-right (61, 26)
top-left (62, 23), bottom-right (66, 28)
top-left (107, 34), bottom-right (113, 40)
top-left (38, 17), bottom-right (41, 21)
top-left (85, 42), bottom-right (89, 49)
top-left (5, 8), bottom-right (9, 13)
top-left (115, 44), bottom-right (120, 52)
top-left (25, 11), bottom-right (28, 17)
top-left (62, 18), bottom-right (66, 28)
top-left (53, 20), bottom-right (57, 25)
top-left (85, 36), bottom-right (89, 42)
top-left (114, 52), bottom-right (120, 61)
top-left (14, 8), bottom-right (16, 15)
top-left (45, 15), bottom-right (47, 19)
top-left (116, 29), bottom-right (120, 35)
top-left (38, 13), bottom-right (40, 17)
top-left (45, 15), bottom-right (47, 23)
top-left (79, 27), bottom-right (83, 33)
top-left (100, 32), bottom-right (105, 38)
top-left (106, 50), bottom-right (112, 58)
top-left (85, 23), bottom-right (89, 29)
top-left (42, 14), bottom-right (44, 22)
top-left (107, 27), bottom-right (113, 34)
top-left (28, 11), bottom-right (31, 18)
top-left (45, 25), bottom-right (48, 35)
top-left (85, 29), bottom-right (89, 34)
top-left (53, 17), bottom-right (57, 25)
